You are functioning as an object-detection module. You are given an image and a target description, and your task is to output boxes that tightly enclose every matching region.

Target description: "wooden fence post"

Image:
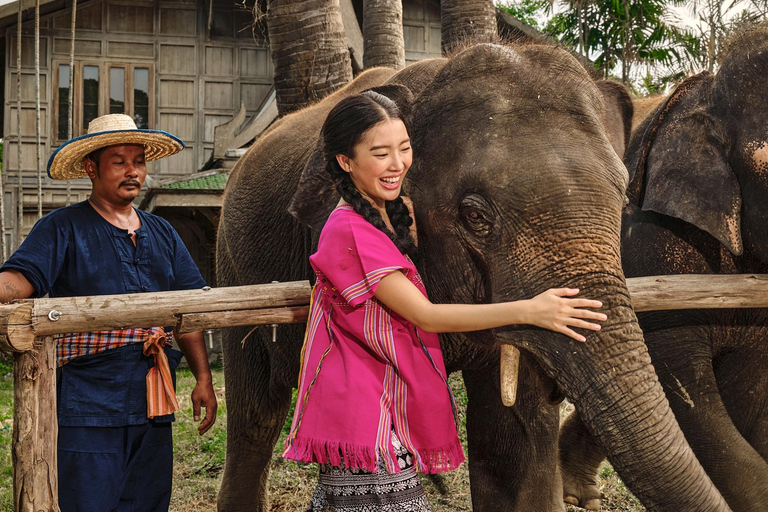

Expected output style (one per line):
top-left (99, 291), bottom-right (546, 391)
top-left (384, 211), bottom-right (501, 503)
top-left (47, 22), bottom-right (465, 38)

top-left (13, 336), bottom-right (58, 512)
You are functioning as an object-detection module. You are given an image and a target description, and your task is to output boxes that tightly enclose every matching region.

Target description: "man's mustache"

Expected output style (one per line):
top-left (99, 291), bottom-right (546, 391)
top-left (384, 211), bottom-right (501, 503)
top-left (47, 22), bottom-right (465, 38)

top-left (120, 180), bottom-right (141, 187)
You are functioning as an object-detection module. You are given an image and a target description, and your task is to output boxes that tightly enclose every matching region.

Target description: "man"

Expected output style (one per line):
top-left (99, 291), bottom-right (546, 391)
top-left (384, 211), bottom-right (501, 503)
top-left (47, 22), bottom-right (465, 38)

top-left (0, 114), bottom-right (217, 511)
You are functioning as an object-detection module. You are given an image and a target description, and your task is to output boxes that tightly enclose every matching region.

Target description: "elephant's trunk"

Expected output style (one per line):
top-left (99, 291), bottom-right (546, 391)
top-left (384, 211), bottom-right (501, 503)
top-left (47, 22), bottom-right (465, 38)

top-left (508, 276), bottom-right (730, 511)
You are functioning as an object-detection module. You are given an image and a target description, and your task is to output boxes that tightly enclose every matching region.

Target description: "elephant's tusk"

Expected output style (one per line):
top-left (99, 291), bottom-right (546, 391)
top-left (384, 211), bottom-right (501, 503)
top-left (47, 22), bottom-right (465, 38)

top-left (500, 344), bottom-right (520, 407)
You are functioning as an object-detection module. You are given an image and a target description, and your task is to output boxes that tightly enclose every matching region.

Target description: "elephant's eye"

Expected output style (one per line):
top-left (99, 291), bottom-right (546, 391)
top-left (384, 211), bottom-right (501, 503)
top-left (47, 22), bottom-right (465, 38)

top-left (460, 194), bottom-right (494, 237)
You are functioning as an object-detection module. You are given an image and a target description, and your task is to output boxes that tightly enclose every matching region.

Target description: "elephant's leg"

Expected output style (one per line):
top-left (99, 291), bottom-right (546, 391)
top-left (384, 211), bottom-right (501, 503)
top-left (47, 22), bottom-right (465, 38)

top-left (647, 329), bottom-right (768, 511)
top-left (463, 351), bottom-right (564, 512)
top-left (217, 326), bottom-right (300, 512)
top-left (716, 341), bottom-right (768, 462)
top-left (559, 410), bottom-right (605, 510)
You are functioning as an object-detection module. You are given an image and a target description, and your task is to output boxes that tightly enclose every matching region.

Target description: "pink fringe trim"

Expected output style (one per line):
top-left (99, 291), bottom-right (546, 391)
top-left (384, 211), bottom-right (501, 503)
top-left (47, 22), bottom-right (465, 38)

top-left (283, 436), bottom-right (465, 475)
top-left (283, 437), bottom-right (379, 472)
top-left (414, 437), bottom-right (466, 474)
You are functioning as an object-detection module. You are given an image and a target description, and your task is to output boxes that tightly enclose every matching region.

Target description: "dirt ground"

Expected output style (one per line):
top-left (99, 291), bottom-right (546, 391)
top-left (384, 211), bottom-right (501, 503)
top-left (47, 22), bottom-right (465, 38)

top-left (169, 370), bottom-right (645, 512)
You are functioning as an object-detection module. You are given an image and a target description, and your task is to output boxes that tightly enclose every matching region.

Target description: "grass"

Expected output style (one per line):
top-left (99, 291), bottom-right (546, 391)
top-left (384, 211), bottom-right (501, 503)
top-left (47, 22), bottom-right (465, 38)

top-left (0, 356), bottom-right (12, 512)
top-left (0, 358), bottom-right (644, 512)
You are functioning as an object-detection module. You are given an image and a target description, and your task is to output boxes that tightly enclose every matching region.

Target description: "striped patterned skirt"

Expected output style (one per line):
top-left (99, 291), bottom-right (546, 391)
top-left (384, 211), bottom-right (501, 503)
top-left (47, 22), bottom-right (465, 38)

top-left (307, 431), bottom-right (432, 512)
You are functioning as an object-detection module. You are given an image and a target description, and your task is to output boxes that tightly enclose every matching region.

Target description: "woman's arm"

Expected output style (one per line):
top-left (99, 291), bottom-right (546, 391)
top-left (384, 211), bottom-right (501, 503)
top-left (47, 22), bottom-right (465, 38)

top-left (374, 271), bottom-right (606, 342)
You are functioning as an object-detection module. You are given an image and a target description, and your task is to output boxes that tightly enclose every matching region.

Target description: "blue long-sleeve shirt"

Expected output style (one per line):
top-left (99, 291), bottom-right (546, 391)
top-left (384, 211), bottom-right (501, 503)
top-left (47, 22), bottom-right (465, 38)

top-left (1, 200), bottom-right (207, 426)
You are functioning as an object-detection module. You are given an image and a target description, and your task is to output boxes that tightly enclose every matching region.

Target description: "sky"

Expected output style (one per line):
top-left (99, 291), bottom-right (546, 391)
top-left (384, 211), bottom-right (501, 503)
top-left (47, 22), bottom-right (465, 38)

top-left (1, 0), bottom-right (755, 27)
top-left (495, 1), bottom-right (758, 31)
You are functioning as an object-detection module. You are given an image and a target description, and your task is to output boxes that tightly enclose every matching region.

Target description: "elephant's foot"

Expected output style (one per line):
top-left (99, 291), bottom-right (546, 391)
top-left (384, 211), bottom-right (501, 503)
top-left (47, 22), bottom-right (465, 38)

top-left (559, 409), bottom-right (605, 510)
top-left (562, 477), bottom-right (601, 510)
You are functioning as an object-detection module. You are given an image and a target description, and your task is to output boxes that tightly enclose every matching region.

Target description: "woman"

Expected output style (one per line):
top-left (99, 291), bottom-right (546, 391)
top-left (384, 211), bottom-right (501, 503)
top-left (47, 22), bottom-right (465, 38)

top-left (283, 91), bottom-right (606, 511)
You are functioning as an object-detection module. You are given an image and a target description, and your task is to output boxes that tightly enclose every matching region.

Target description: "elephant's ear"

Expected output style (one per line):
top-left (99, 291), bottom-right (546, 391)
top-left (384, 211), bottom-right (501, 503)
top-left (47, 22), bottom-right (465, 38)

top-left (288, 85), bottom-right (415, 232)
top-left (288, 136), bottom-right (337, 232)
top-left (626, 72), bottom-right (743, 255)
top-left (596, 80), bottom-right (633, 158)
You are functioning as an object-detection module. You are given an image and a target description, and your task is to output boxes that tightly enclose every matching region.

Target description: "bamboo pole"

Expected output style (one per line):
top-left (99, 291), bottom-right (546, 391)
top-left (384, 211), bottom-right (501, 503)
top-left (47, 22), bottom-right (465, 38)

top-left (66, 0), bottom-right (77, 206)
top-left (0, 160), bottom-right (6, 261)
top-left (13, 336), bottom-right (58, 512)
top-left (16, 2), bottom-right (23, 249)
top-left (34, 0), bottom-right (42, 220)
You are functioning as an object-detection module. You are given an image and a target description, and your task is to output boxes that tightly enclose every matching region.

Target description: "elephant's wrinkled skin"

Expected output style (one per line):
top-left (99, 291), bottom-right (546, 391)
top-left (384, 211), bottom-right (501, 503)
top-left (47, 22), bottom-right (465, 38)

top-left (560, 26), bottom-right (768, 512)
top-left (216, 44), bottom-right (729, 511)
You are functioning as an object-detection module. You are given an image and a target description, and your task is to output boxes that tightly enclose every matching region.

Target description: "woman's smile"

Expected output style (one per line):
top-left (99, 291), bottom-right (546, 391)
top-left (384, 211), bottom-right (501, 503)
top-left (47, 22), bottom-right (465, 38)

top-left (379, 174), bottom-right (403, 189)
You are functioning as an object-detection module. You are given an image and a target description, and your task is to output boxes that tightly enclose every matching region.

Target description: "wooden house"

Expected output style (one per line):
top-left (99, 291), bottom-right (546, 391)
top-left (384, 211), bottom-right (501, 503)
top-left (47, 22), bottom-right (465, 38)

top-left (1, 0), bottom-right (272, 274)
top-left (1, 0), bottom-right (545, 288)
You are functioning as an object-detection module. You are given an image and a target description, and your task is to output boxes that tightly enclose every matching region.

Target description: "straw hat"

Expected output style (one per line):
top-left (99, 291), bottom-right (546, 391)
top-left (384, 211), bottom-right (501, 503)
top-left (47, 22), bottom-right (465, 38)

top-left (47, 114), bottom-right (185, 180)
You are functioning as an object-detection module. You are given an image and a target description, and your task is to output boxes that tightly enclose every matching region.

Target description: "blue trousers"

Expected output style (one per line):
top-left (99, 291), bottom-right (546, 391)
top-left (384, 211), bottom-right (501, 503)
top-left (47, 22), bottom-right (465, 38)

top-left (58, 422), bottom-right (173, 512)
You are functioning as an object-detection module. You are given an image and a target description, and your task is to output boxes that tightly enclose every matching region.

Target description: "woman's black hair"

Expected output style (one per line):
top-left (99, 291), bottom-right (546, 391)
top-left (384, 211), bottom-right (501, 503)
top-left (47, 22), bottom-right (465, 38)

top-left (322, 91), bottom-right (416, 256)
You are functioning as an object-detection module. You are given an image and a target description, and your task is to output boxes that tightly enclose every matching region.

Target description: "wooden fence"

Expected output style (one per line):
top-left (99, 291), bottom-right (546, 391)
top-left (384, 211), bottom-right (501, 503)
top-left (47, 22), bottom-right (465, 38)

top-left (4, 274), bottom-right (768, 511)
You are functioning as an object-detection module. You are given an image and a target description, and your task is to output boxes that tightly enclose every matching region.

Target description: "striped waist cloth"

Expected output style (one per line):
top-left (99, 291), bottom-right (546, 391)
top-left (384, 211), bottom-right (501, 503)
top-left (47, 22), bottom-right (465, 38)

top-left (55, 327), bottom-right (179, 418)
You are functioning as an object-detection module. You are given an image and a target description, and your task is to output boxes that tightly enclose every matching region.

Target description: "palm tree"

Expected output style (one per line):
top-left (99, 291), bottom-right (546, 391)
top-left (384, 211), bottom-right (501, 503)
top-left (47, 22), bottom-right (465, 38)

top-left (265, 0), bottom-right (353, 116)
top-left (686, 0), bottom-right (768, 72)
top-left (441, 0), bottom-right (498, 55)
top-left (363, 0), bottom-right (405, 69)
top-left (546, 0), bottom-right (699, 85)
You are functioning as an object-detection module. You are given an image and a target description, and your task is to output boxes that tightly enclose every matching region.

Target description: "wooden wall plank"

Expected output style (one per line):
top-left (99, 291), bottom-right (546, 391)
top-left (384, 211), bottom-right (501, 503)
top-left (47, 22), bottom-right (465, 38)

top-left (203, 82), bottom-right (233, 110)
top-left (107, 41), bottom-right (154, 58)
top-left (159, 8), bottom-right (197, 37)
top-left (53, 38), bottom-right (102, 56)
top-left (9, 36), bottom-right (48, 68)
top-left (3, 141), bottom-right (44, 170)
top-left (158, 80), bottom-right (195, 108)
top-left (108, 4), bottom-right (154, 34)
top-left (239, 47), bottom-right (271, 78)
top-left (53, 2), bottom-right (103, 31)
top-left (8, 109), bottom-right (49, 139)
top-left (159, 112), bottom-right (196, 142)
top-left (9, 74), bottom-right (48, 102)
top-left (205, 46), bottom-right (234, 76)
top-left (159, 44), bottom-right (196, 75)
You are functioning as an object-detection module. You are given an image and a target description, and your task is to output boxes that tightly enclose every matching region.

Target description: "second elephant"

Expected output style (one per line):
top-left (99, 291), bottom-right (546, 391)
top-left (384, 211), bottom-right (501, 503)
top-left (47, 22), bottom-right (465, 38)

top-left (560, 25), bottom-right (768, 512)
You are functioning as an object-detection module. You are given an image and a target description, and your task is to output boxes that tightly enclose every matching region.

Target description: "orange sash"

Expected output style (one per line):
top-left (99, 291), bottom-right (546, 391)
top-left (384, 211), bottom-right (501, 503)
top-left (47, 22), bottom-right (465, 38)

top-left (143, 331), bottom-right (180, 418)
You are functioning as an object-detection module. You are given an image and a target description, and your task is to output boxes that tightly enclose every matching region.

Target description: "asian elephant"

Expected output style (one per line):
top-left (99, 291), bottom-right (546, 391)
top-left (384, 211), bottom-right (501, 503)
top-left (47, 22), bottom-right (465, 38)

top-left (215, 43), bottom-right (730, 511)
top-left (560, 25), bottom-right (768, 512)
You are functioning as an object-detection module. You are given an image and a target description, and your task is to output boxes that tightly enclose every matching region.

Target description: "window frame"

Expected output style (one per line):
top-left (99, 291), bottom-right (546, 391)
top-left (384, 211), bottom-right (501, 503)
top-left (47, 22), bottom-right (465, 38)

top-left (53, 60), bottom-right (154, 143)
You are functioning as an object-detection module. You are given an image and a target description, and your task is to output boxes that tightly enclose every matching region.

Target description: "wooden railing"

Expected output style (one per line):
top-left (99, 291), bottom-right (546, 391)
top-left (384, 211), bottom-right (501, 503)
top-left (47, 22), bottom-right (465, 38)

top-left (5, 275), bottom-right (768, 511)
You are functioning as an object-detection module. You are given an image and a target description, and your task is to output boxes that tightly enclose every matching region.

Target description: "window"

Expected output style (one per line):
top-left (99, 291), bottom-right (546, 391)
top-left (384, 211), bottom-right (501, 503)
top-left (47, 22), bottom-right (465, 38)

top-left (133, 68), bottom-right (149, 129)
top-left (82, 65), bottom-right (99, 131)
top-left (55, 61), bottom-right (153, 141)
top-left (109, 67), bottom-right (125, 114)
top-left (57, 65), bottom-right (70, 139)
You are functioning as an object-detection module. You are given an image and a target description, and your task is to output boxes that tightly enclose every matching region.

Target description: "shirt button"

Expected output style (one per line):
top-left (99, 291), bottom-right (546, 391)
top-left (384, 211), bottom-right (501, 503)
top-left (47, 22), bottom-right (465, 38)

top-left (142, 286), bottom-right (148, 292)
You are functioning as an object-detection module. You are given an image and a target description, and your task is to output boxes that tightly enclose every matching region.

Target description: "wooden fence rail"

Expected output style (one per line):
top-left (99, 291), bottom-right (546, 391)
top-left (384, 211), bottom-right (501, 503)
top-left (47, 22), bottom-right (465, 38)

top-left (7, 275), bottom-right (768, 511)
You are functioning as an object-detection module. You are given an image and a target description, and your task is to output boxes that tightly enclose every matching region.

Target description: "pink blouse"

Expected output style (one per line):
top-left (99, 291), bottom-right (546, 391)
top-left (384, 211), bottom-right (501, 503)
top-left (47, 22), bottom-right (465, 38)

top-left (283, 206), bottom-right (465, 474)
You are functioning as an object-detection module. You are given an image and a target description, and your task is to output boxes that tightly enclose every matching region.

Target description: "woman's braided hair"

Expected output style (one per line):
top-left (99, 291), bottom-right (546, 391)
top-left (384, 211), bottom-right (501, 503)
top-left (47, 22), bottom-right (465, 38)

top-left (322, 91), bottom-right (416, 256)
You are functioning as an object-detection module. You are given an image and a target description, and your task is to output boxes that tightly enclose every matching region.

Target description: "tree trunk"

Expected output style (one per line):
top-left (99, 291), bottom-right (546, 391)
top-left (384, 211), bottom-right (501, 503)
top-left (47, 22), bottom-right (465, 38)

top-left (363, 0), bottom-right (405, 70)
top-left (266, 0), bottom-right (353, 116)
top-left (440, 0), bottom-right (497, 56)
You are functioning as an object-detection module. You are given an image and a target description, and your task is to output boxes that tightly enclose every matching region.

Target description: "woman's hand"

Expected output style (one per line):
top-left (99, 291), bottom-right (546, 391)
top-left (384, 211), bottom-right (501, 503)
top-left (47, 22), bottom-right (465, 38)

top-left (523, 288), bottom-right (607, 342)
